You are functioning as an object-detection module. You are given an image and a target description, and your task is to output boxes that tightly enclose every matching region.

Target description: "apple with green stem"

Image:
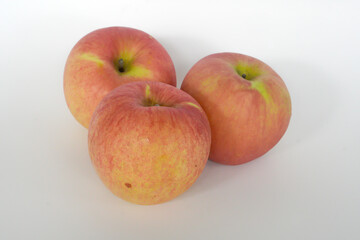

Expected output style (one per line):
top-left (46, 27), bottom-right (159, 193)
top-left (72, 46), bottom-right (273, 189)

top-left (181, 53), bottom-right (291, 165)
top-left (88, 81), bottom-right (211, 205)
top-left (64, 27), bottom-right (176, 128)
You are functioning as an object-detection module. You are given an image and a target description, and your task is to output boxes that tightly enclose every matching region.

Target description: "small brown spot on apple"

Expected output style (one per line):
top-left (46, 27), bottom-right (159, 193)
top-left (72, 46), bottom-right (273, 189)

top-left (195, 164), bottom-right (198, 167)
top-left (125, 183), bottom-right (132, 188)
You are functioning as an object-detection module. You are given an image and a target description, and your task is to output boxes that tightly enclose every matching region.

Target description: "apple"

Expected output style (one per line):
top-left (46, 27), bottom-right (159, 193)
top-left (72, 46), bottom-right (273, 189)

top-left (88, 81), bottom-right (211, 205)
top-left (181, 53), bottom-right (291, 165)
top-left (64, 27), bottom-right (176, 128)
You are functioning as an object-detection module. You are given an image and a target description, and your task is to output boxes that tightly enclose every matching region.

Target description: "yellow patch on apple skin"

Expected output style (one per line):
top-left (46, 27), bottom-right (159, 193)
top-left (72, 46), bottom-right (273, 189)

top-left (251, 81), bottom-right (272, 104)
top-left (250, 81), bottom-right (280, 121)
top-left (79, 53), bottom-right (104, 67)
top-left (152, 153), bottom-right (187, 182)
top-left (151, 151), bottom-right (188, 183)
top-left (201, 77), bottom-right (218, 93)
top-left (184, 102), bottom-right (201, 110)
top-left (125, 65), bottom-right (153, 78)
top-left (145, 84), bottom-right (151, 99)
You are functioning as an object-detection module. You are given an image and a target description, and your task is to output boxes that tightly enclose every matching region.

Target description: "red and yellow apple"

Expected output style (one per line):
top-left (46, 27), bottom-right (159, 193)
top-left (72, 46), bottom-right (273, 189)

top-left (64, 27), bottom-right (176, 128)
top-left (181, 53), bottom-right (291, 165)
top-left (88, 81), bottom-right (211, 205)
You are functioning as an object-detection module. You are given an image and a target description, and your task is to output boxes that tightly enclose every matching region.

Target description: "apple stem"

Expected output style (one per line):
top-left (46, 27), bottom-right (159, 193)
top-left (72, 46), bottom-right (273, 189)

top-left (118, 58), bottom-right (125, 72)
top-left (242, 73), bottom-right (247, 79)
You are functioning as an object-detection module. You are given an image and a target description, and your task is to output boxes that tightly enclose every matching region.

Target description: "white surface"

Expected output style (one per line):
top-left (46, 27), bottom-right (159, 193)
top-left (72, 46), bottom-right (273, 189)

top-left (1, 0), bottom-right (359, 239)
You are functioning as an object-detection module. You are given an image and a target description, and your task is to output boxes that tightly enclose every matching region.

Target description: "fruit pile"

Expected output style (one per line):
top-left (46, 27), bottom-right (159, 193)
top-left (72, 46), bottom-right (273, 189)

top-left (64, 27), bottom-right (291, 205)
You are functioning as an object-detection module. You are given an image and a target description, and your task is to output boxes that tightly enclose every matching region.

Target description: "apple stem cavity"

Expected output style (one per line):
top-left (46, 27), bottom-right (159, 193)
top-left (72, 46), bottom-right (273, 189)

top-left (118, 58), bottom-right (125, 73)
top-left (242, 73), bottom-right (247, 79)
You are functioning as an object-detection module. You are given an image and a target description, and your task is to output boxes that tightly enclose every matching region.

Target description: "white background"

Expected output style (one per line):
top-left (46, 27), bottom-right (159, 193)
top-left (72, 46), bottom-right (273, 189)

top-left (1, 0), bottom-right (359, 239)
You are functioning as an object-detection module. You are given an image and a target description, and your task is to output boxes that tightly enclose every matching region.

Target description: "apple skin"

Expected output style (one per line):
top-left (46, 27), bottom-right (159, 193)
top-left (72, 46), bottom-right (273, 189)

top-left (88, 81), bottom-right (211, 205)
top-left (181, 53), bottom-right (291, 165)
top-left (64, 27), bottom-right (176, 128)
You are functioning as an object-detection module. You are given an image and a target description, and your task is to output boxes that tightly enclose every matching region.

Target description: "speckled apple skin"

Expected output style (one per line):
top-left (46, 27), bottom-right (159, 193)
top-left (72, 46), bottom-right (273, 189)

top-left (88, 82), bottom-right (211, 205)
top-left (181, 53), bottom-right (291, 165)
top-left (64, 27), bottom-right (176, 128)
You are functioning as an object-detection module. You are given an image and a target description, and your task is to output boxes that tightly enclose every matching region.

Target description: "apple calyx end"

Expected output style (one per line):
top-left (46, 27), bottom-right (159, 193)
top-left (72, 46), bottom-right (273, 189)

top-left (118, 58), bottom-right (125, 73)
top-left (143, 98), bottom-right (162, 107)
